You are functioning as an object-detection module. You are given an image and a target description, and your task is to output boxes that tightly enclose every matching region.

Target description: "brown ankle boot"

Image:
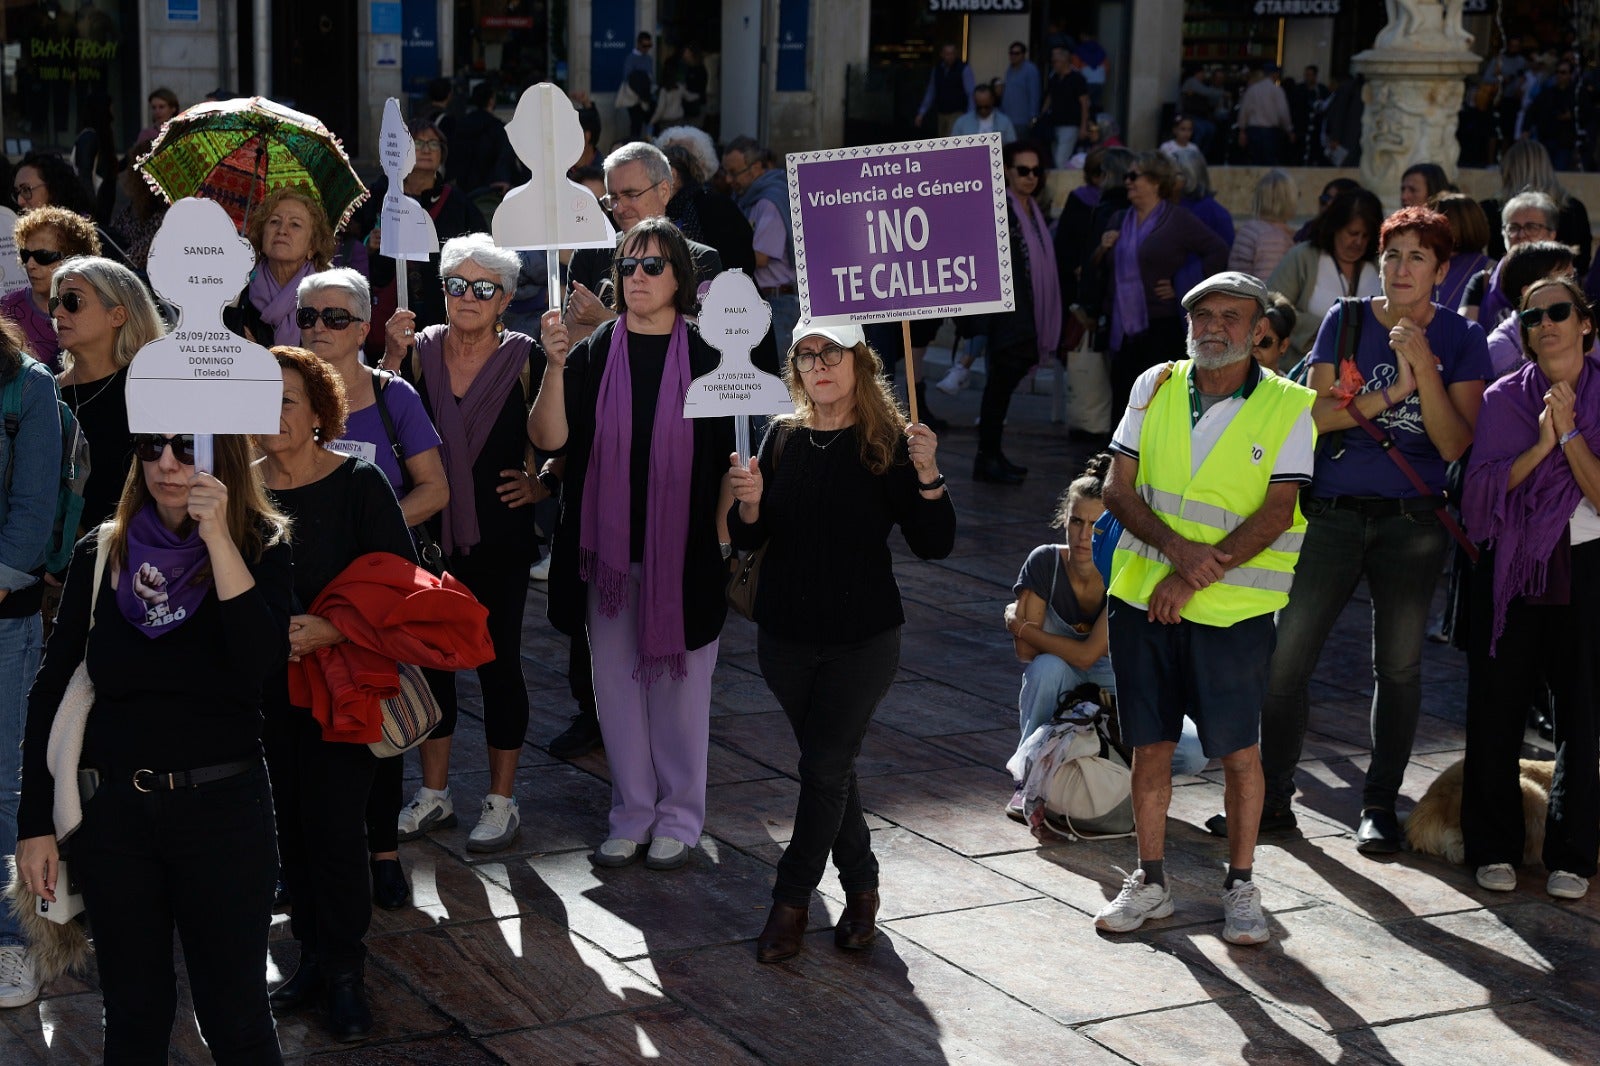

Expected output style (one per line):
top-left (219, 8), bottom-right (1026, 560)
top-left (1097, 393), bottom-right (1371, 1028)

top-left (756, 902), bottom-right (809, 963)
top-left (834, 889), bottom-right (880, 950)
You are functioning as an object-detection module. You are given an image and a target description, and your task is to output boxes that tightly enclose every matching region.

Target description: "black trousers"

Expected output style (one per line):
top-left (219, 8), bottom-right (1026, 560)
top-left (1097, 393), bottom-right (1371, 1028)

top-left (1463, 543), bottom-right (1600, 875)
top-left (426, 545), bottom-right (532, 748)
top-left (977, 342), bottom-right (1036, 455)
top-left (264, 708), bottom-right (377, 971)
top-left (73, 763), bottom-right (281, 1064)
top-left (1111, 316), bottom-right (1187, 430)
top-left (758, 627), bottom-right (900, 906)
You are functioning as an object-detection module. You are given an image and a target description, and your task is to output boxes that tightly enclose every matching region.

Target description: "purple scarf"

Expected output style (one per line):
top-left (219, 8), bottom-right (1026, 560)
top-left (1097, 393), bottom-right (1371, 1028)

top-left (579, 316), bottom-right (693, 683)
top-left (116, 504), bottom-right (212, 638)
top-left (1462, 356), bottom-right (1600, 652)
top-left (1009, 189), bottom-right (1061, 361)
top-left (248, 259), bottom-right (315, 346)
top-left (1478, 259), bottom-right (1514, 327)
top-left (1112, 201), bottom-right (1166, 349)
top-left (418, 325), bottom-right (534, 555)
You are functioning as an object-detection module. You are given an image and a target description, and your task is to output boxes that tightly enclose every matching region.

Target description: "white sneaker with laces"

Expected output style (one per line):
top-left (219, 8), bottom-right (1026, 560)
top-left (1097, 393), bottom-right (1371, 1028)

top-left (466, 794), bottom-right (520, 853)
top-left (1548, 870), bottom-right (1589, 899)
top-left (396, 787), bottom-right (456, 842)
top-left (1221, 880), bottom-right (1270, 945)
top-left (644, 836), bottom-right (690, 870)
top-left (0, 944), bottom-right (40, 1009)
top-left (1475, 863), bottom-right (1517, 892)
top-left (934, 364), bottom-right (970, 396)
top-left (591, 837), bottom-right (641, 867)
top-left (1093, 867), bottom-right (1174, 932)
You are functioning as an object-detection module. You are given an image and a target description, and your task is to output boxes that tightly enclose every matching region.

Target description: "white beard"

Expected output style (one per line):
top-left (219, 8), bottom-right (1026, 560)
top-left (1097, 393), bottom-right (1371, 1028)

top-left (1187, 335), bottom-right (1253, 370)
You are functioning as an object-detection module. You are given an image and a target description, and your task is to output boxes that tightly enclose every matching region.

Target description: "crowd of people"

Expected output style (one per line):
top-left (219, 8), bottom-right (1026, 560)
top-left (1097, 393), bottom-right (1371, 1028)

top-left (0, 52), bottom-right (1596, 1059)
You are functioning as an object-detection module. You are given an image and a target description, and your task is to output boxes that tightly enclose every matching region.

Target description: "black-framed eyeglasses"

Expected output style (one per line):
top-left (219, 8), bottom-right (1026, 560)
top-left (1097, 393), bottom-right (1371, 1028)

top-left (791, 344), bottom-right (848, 373)
top-left (1505, 221), bottom-right (1552, 238)
top-left (19, 248), bottom-right (65, 266)
top-left (618, 256), bottom-right (667, 278)
top-left (413, 139), bottom-right (443, 152)
top-left (12, 182), bottom-right (41, 201)
top-left (296, 306), bottom-right (365, 330)
top-left (443, 276), bottom-right (503, 300)
top-left (1123, 171), bottom-right (1143, 183)
top-left (1519, 301), bottom-right (1576, 327)
top-left (48, 291), bottom-right (90, 314)
top-left (133, 433), bottom-right (197, 464)
top-left (599, 180), bottom-right (666, 211)
top-left (1012, 165), bottom-right (1044, 178)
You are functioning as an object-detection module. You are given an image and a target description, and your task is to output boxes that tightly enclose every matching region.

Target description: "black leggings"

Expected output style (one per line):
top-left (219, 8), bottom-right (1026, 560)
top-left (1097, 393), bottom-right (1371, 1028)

top-left (977, 342), bottom-right (1036, 454)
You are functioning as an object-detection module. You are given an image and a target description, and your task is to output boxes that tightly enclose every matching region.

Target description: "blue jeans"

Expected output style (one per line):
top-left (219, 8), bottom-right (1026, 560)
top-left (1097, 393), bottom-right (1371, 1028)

top-left (767, 292), bottom-right (800, 360)
top-left (0, 613), bottom-right (41, 942)
top-left (1018, 652), bottom-right (1206, 774)
top-left (1260, 499), bottom-right (1450, 811)
top-left (1052, 126), bottom-right (1080, 169)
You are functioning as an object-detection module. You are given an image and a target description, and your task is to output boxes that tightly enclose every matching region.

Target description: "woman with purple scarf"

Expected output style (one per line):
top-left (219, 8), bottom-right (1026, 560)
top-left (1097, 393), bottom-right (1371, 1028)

top-left (1461, 277), bottom-right (1600, 901)
top-left (1091, 150), bottom-right (1228, 425)
top-left (382, 234), bottom-right (545, 855)
top-left (235, 187), bottom-right (336, 347)
top-left (531, 217), bottom-right (735, 873)
top-left (973, 142), bottom-right (1061, 485)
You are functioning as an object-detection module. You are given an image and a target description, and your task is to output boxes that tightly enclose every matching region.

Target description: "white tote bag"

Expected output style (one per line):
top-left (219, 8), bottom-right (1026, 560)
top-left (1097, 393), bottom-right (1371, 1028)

top-left (1064, 337), bottom-right (1112, 435)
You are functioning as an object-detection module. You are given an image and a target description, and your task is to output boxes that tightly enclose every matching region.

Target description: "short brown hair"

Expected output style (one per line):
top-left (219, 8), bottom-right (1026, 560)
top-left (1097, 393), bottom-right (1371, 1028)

top-left (14, 206), bottom-right (101, 259)
top-left (614, 218), bottom-right (698, 316)
top-left (271, 345), bottom-right (348, 440)
top-left (247, 187), bottom-right (336, 269)
top-left (1131, 151), bottom-right (1178, 200)
top-left (1379, 205), bottom-right (1455, 264)
top-left (1431, 193), bottom-right (1490, 257)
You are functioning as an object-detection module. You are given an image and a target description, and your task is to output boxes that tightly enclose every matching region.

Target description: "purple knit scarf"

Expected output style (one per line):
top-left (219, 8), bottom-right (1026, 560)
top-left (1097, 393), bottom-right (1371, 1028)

top-left (418, 325), bottom-right (534, 555)
top-left (116, 504), bottom-right (212, 638)
top-left (1112, 200), bottom-right (1166, 349)
top-left (248, 260), bottom-right (315, 346)
top-left (1009, 188), bottom-right (1061, 361)
top-left (579, 316), bottom-right (694, 683)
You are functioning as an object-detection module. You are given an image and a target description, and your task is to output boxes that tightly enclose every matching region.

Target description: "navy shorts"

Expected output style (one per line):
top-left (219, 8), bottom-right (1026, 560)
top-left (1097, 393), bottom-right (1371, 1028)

top-left (1107, 597), bottom-right (1276, 758)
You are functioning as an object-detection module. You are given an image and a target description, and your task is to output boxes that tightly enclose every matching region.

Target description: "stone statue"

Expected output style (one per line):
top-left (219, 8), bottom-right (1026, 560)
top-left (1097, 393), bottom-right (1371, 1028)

top-left (1374, 0), bottom-right (1473, 53)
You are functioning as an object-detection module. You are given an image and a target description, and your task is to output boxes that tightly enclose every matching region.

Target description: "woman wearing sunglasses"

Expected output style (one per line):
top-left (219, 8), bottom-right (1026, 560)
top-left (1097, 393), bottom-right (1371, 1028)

top-left (724, 319), bottom-right (953, 962)
top-left (0, 207), bottom-right (101, 371)
top-left (238, 187), bottom-right (337, 348)
top-left (382, 234), bottom-right (543, 855)
top-left (532, 217), bottom-right (735, 872)
top-left (1462, 279), bottom-right (1600, 900)
top-left (16, 430), bottom-right (293, 1060)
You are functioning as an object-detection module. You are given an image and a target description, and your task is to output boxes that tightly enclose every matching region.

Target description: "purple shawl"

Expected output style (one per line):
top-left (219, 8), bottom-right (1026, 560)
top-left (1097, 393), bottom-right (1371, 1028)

top-left (1112, 201), bottom-right (1167, 349)
top-left (579, 316), bottom-right (694, 683)
top-left (1478, 259), bottom-right (1514, 327)
top-left (1462, 356), bottom-right (1600, 652)
top-left (248, 260), bottom-right (315, 346)
top-left (1009, 189), bottom-right (1062, 361)
top-left (417, 325), bottom-right (534, 555)
top-left (116, 504), bottom-right (213, 638)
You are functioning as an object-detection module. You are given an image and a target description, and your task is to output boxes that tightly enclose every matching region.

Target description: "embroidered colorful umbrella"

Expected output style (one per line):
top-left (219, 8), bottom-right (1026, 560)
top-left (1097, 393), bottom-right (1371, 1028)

top-left (134, 96), bottom-right (369, 235)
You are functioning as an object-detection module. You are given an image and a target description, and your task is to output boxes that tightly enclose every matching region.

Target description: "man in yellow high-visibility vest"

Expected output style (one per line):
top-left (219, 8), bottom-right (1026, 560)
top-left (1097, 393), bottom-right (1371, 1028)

top-left (1093, 272), bottom-right (1316, 945)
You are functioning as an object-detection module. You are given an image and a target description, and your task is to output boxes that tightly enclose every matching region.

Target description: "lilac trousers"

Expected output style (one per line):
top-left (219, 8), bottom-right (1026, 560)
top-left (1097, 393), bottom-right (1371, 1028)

top-left (586, 567), bottom-right (719, 846)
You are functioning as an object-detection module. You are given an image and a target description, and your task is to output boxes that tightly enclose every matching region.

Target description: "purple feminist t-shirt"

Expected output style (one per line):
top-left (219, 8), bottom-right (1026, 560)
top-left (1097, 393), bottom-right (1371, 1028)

top-left (326, 375), bottom-right (442, 491)
top-left (1306, 299), bottom-right (1491, 499)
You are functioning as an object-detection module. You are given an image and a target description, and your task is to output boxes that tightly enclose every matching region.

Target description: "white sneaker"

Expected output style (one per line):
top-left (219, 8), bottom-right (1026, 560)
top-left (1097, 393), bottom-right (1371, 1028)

top-left (529, 555), bottom-right (552, 581)
top-left (1093, 867), bottom-right (1174, 932)
top-left (1221, 880), bottom-right (1270, 945)
top-left (590, 837), bottom-right (641, 868)
top-left (467, 794), bottom-right (520, 853)
top-left (1548, 870), bottom-right (1589, 899)
top-left (396, 787), bottom-right (456, 842)
top-left (0, 944), bottom-right (39, 1008)
top-left (934, 364), bottom-right (970, 396)
top-left (644, 836), bottom-right (690, 871)
top-left (1475, 863), bottom-right (1517, 892)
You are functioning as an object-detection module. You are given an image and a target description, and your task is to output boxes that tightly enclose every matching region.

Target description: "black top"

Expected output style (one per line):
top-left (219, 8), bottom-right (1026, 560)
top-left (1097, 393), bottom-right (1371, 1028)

top-left (61, 367), bottom-right (131, 537)
top-left (727, 423), bottom-right (957, 643)
top-left (401, 340), bottom-right (542, 558)
top-left (1045, 69), bottom-right (1089, 129)
top-left (18, 527), bottom-right (293, 840)
top-left (547, 318), bottom-right (735, 647)
top-left (268, 456), bottom-right (416, 612)
top-left (626, 331), bottom-right (669, 561)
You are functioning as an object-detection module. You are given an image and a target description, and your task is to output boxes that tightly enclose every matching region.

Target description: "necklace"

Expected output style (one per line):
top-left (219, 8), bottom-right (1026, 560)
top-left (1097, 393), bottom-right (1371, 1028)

top-left (807, 426), bottom-right (847, 450)
top-left (65, 369), bottom-right (118, 418)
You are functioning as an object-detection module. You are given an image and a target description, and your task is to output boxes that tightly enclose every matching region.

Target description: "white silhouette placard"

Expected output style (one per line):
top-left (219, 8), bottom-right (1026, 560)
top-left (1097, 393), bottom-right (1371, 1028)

top-left (126, 197), bottom-right (283, 434)
top-left (492, 83), bottom-right (615, 251)
top-left (0, 208), bottom-right (24, 297)
top-left (378, 98), bottom-right (440, 262)
top-left (684, 271), bottom-right (791, 429)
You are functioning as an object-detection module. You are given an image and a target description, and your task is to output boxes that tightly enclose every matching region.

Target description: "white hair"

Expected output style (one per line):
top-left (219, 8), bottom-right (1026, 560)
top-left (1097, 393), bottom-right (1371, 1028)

top-left (603, 141), bottom-right (672, 186)
top-left (655, 126), bottom-right (719, 185)
top-left (438, 232), bottom-right (521, 292)
top-left (298, 266), bottom-right (372, 322)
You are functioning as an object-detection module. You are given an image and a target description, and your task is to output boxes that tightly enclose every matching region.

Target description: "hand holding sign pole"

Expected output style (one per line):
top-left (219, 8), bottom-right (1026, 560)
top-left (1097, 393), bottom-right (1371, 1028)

top-left (377, 98), bottom-right (441, 312)
top-left (683, 271), bottom-right (792, 461)
top-left (125, 197), bottom-right (283, 472)
top-left (492, 83), bottom-right (615, 310)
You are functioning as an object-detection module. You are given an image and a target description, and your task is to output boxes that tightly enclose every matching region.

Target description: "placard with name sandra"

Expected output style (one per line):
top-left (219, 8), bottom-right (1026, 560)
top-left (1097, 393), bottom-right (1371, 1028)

top-left (787, 133), bottom-right (1013, 327)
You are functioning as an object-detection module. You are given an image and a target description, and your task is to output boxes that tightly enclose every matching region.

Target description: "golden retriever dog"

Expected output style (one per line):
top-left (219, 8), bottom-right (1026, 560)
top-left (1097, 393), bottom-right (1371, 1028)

top-left (1405, 758), bottom-right (1553, 865)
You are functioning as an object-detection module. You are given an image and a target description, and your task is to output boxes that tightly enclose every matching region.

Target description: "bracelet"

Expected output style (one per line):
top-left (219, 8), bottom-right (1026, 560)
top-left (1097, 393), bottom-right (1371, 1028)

top-left (1381, 386), bottom-right (1394, 409)
top-left (918, 472), bottom-right (947, 491)
top-left (1560, 428), bottom-right (1582, 449)
top-left (1013, 618), bottom-right (1038, 637)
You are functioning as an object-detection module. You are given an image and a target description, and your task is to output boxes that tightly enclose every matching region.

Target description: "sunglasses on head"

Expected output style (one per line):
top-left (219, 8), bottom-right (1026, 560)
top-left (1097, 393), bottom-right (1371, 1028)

top-left (618, 256), bottom-right (668, 278)
top-left (48, 291), bottom-right (90, 315)
top-left (133, 433), bottom-right (197, 464)
top-left (1519, 301), bottom-right (1577, 328)
top-left (442, 276), bottom-right (503, 300)
top-left (1012, 165), bottom-right (1044, 178)
top-left (19, 248), bottom-right (65, 266)
top-left (295, 306), bottom-right (364, 330)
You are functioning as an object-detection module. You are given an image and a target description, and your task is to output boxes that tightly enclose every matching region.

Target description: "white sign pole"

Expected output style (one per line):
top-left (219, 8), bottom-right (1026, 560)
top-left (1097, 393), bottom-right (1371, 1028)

top-left (540, 91), bottom-right (565, 314)
top-left (377, 98), bottom-right (440, 314)
top-left (683, 271), bottom-right (791, 462)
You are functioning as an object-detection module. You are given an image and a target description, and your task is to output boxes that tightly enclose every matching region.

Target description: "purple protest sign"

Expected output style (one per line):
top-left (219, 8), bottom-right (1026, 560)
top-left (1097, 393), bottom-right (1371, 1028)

top-left (787, 134), bottom-right (1013, 327)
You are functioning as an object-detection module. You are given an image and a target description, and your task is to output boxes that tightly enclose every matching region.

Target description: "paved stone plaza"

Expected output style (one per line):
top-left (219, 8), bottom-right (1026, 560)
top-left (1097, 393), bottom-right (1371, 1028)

top-left (1, 369), bottom-right (1593, 1065)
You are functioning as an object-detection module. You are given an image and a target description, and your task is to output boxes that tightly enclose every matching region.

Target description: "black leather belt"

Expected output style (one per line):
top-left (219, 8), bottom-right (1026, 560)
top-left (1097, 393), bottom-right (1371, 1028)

top-left (125, 760), bottom-right (257, 793)
top-left (759, 284), bottom-right (796, 297)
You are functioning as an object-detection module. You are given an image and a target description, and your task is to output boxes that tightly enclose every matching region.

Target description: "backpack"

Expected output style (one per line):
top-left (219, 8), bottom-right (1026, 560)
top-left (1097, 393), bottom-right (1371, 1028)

top-left (1007, 684), bottom-right (1135, 841)
top-left (2, 356), bottom-right (90, 574)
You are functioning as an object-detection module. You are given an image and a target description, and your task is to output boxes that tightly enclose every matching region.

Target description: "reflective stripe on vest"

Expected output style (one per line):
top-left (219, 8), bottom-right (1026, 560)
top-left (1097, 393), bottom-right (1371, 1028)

top-left (1109, 360), bottom-right (1316, 627)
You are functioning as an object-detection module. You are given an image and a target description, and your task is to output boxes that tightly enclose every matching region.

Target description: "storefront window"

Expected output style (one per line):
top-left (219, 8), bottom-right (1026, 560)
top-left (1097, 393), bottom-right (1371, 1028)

top-left (2, 0), bottom-right (140, 158)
